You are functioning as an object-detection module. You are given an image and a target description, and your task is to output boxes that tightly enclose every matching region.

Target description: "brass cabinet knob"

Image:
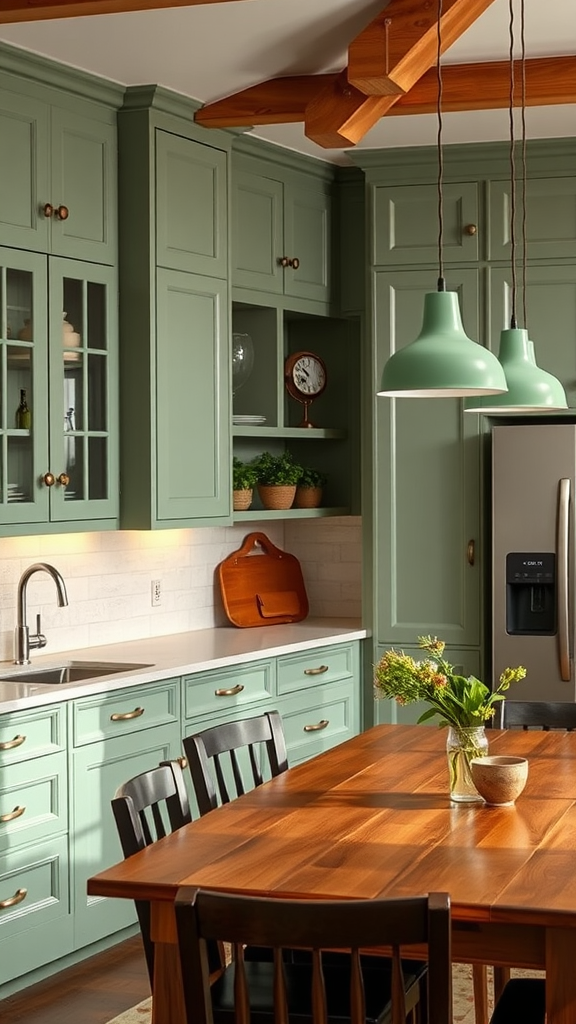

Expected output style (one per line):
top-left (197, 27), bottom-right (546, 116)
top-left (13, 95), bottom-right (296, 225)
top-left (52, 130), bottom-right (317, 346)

top-left (43, 203), bottom-right (54, 218)
top-left (465, 224), bottom-right (477, 236)
top-left (467, 539), bottom-right (476, 566)
top-left (290, 257), bottom-right (300, 270)
top-left (55, 205), bottom-right (69, 221)
top-left (57, 473), bottom-right (70, 487)
top-left (278, 256), bottom-right (290, 267)
top-left (43, 472), bottom-right (55, 487)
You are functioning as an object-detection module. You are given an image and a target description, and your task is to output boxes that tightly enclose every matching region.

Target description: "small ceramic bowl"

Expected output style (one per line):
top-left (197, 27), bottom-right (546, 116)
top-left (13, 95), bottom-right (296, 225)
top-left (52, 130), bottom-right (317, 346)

top-left (470, 755), bottom-right (529, 806)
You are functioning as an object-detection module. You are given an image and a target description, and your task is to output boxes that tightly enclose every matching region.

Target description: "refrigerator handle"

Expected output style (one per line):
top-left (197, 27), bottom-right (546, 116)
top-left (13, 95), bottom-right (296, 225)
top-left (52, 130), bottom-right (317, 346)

top-left (558, 477), bottom-right (571, 682)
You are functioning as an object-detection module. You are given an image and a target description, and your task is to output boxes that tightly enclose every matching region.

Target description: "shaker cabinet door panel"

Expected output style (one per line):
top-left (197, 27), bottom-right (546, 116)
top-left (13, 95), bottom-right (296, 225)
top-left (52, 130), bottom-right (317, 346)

top-left (0, 90), bottom-right (50, 252)
top-left (488, 177), bottom-right (576, 261)
top-left (374, 269), bottom-right (482, 648)
top-left (372, 182), bottom-right (479, 266)
top-left (50, 106), bottom-right (117, 265)
top-left (156, 268), bottom-right (230, 521)
top-left (284, 184), bottom-right (331, 303)
top-left (156, 130), bottom-right (228, 279)
top-left (232, 171), bottom-right (284, 294)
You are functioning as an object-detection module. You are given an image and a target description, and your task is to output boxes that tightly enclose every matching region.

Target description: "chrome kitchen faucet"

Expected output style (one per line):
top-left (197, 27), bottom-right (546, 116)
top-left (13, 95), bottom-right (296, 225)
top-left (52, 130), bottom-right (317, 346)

top-left (15, 562), bottom-right (69, 665)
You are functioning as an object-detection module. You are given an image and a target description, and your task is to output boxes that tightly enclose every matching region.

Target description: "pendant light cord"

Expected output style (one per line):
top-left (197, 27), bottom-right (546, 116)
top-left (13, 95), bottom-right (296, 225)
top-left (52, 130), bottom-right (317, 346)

top-left (520, 0), bottom-right (528, 330)
top-left (508, 0), bottom-right (518, 329)
top-left (436, 0), bottom-right (445, 291)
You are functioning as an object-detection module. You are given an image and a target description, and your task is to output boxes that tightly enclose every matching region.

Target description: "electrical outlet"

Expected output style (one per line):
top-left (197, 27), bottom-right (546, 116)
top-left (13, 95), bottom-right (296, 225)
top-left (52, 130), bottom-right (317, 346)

top-left (151, 579), bottom-right (162, 607)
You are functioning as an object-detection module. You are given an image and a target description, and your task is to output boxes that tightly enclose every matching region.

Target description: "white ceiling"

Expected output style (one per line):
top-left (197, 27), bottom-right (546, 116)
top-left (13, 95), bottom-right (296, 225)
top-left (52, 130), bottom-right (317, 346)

top-left (0, 0), bottom-right (574, 165)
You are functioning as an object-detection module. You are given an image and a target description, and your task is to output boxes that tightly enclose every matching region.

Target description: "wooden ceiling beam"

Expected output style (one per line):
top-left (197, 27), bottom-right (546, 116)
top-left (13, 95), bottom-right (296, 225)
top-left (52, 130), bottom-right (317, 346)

top-left (0, 0), bottom-right (252, 25)
top-left (347, 0), bottom-right (499, 96)
top-left (194, 56), bottom-right (576, 133)
top-left (394, 56), bottom-right (576, 113)
top-left (304, 0), bottom-right (498, 148)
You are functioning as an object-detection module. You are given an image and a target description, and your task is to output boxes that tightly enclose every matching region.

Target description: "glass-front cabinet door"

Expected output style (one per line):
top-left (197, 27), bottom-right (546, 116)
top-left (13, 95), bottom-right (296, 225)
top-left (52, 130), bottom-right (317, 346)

top-left (0, 247), bottom-right (50, 525)
top-left (48, 258), bottom-right (117, 523)
top-left (0, 249), bottom-right (117, 529)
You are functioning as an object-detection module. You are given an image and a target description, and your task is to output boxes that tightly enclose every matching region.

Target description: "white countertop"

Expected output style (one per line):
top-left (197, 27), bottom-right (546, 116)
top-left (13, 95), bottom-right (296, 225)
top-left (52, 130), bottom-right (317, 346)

top-left (0, 618), bottom-right (369, 714)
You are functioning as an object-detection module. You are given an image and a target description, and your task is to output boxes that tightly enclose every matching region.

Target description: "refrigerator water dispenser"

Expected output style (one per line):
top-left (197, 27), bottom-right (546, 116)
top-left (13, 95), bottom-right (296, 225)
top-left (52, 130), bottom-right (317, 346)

top-left (506, 552), bottom-right (556, 635)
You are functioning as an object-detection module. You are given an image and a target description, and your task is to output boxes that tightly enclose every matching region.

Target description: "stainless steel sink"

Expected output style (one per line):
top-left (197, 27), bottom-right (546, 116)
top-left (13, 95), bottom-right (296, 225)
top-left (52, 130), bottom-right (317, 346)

top-left (0, 661), bottom-right (153, 685)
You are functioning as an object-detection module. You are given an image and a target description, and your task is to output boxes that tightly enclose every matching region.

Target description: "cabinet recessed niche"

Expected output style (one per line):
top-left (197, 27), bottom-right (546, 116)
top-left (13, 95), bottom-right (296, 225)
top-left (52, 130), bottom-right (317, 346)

top-left (231, 300), bottom-right (360, 520)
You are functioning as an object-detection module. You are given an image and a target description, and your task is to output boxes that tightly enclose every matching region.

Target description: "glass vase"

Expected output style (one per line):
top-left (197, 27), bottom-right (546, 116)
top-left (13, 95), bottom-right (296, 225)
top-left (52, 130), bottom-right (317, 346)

top-left (446, 725), bottom-right (489, 803)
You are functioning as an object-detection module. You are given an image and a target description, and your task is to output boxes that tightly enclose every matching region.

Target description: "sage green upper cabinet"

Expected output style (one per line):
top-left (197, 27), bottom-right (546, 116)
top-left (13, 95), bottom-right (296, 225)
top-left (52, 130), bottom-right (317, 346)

top-left (0, 247), bottom-right (118, 533)
top-left (372, 181), bottom-right (479, 266)
top-left (0, 51), bottom-right (118, 265)
top-left (118, 87), bottom-right (231, 529)
top-left (232, 148), bottom-right (332, 305)
top-left (156, 130), bottom-right (228, 278)
top-left (488, 176), bottom-right (576, 261)
top-left (373, 268), bottom-right (482, 650)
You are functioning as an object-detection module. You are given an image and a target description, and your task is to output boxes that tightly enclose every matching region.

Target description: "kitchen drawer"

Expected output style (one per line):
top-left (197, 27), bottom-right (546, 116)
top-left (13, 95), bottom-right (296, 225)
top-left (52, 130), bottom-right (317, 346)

top-left (0, 704), bottom-right (66, 765)
top-left (183, 661), bottom-right (274, 720)
top-left (0, 834), bottom-right (71, 986)
top-left (280, 681), bottom-right (360, 765)
top-left (277, 642), bottom-right (359, 696)
top-left (0, 751), bottom-right (67, 852)
top-left (71, 679), bottom-right (180, 746)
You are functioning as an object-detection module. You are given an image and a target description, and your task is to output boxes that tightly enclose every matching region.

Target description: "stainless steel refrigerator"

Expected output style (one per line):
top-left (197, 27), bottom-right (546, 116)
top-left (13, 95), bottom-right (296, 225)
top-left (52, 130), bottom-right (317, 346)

top-left (492, 422), bottom-right (576, 702)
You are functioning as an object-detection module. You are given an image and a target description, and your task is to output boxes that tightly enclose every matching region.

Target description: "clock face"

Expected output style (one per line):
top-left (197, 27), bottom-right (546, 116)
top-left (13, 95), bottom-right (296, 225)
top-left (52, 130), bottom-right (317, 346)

top-left (290, 354), bottom-right (326, 396)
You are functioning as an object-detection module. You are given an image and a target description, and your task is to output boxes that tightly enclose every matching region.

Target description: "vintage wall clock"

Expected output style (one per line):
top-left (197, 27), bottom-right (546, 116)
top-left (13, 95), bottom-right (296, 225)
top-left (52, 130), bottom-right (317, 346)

top-left (284, 351), bottom-right (327, 427)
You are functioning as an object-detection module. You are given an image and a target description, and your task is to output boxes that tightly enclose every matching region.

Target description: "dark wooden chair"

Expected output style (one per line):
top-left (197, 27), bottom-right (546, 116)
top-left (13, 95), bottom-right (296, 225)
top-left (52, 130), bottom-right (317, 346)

top-left (182, 709), bottom-right (289, 816)
top-left (175, 888), bottom-right (451, 1024)
top-left (497, 699), bottom-right (576, 730)
top-left (111, 759), bottom-right (191, 985)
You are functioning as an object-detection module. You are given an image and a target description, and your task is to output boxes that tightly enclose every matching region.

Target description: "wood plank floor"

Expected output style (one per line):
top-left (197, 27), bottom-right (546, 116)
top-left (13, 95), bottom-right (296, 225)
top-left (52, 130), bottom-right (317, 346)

top-left (0, 936), bottom-right (149, 1024)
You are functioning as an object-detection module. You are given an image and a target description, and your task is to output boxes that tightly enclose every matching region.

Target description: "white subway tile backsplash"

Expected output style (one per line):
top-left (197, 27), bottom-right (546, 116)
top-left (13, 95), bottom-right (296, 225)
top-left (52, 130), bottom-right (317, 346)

top-left (0, 517), bottom-right (362, 662)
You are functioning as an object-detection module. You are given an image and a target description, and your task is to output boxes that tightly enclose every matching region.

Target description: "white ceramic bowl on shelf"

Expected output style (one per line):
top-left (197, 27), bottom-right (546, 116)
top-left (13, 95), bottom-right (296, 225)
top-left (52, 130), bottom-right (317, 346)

top-left (470, 755), bottom-right (529, 806)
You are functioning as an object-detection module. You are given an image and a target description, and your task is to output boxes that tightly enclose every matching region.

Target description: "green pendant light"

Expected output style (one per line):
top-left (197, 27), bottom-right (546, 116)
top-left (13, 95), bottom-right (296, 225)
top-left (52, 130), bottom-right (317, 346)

top-left (465, 329), bottom-right (567, 413)
top-left (466, 0), bottom-right (566, 415)
top-left (377, 0), bottom-right (508, 400)
top-left (378, 282), bottom-right (508, 397)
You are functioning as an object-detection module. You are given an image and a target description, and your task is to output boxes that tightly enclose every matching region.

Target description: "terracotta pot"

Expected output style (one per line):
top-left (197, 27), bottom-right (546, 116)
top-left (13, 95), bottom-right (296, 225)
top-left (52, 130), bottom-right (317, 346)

top-left (294, 485), bottom-right (323, 509)
top-left (257, 484), bottom-right (296, 510)
top-left (233, 488), bottom-right (253, 511)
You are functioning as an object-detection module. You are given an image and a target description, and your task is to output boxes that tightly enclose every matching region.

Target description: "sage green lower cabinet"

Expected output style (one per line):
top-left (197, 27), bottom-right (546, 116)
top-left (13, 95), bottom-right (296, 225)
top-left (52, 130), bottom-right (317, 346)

top-left (373, 646), bottom-right (481, 726)
top-left (182, 643), bottom-right (361, 794)
top-left (373, 268), bottom-right (482, 650)
top-left (70, 680), bottom-right (181, 949)
top-left (0, 704), bottom-right (71, 987)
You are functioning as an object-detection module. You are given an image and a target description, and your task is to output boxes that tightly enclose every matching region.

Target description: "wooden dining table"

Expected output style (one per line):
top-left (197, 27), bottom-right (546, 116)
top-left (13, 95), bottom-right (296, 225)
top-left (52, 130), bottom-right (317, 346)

top-left (88, 723), bottom-right (576, 1024)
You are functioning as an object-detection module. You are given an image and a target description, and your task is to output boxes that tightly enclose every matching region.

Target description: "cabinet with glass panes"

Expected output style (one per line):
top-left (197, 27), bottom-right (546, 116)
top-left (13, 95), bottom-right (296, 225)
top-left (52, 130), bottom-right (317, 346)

top-left (0, 247), bottom-right (118, 532)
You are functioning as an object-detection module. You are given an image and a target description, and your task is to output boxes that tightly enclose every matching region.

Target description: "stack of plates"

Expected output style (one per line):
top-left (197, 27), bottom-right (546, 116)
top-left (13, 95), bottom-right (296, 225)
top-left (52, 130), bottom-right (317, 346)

top-left (7, 483), bottom-right (27, 503)
top-left (233, 414), bottom-right (266, 426)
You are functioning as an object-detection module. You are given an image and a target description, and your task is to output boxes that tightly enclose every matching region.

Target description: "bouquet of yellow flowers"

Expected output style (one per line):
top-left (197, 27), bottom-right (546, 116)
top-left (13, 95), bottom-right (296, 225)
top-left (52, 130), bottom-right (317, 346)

top-left (374, 635), bottom-right (526, 729)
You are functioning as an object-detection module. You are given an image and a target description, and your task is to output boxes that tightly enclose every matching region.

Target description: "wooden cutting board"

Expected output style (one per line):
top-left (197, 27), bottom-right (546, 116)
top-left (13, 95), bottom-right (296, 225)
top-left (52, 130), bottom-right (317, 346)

top-left (218, 532), bottom-right (309, 628)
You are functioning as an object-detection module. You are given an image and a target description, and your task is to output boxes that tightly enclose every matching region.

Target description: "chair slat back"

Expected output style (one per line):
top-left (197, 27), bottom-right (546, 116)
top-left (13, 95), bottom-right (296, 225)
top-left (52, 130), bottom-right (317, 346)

top-left (183, 710), bottom-right (289, 816)
top-left (498, 700), bottom-right (576, 731)
top-left (111, 760), bottom-right (191, 984)
top-left (174, 887), bottom-right (452, 1024)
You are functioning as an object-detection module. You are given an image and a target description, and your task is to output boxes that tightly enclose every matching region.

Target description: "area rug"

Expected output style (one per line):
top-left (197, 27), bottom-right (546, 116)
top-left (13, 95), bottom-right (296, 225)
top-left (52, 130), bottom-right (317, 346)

top-left (104, 964), bottom-right (543, 1024)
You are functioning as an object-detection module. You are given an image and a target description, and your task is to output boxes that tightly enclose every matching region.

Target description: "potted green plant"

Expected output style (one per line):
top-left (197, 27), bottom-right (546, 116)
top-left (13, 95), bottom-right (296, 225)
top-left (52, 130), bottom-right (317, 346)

top-left (253, 450), bottom-right (303, 510)
top-left (232, 457), bottom-right (258, 511)
top-left (294, 466), bottom-right (327, 509)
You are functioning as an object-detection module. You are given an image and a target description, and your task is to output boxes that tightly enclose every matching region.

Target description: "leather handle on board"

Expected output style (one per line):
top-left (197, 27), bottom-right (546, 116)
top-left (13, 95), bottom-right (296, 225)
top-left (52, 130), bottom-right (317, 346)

top-left (232, 532), bottom-right (286, 561)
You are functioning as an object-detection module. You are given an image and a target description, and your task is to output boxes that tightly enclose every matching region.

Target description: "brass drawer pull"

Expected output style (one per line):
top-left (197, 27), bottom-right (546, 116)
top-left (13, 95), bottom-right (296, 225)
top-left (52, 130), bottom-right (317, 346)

top-left (0, 888), bottom-right (27, 910)
top-left (0, 805), bottom-right (25, 823)
top-left (304, 665), bottom-right (329, 676)
top-left (303, 720), bottom-right (329, 732)
top-left (215, 684), bottom-right (245, 697)
top-left (467, 539), bottom-right (475, 566)
top-left (110, 707), bottom-right (145, 722)
top-left (0, 735), bottom-right (26, 751)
